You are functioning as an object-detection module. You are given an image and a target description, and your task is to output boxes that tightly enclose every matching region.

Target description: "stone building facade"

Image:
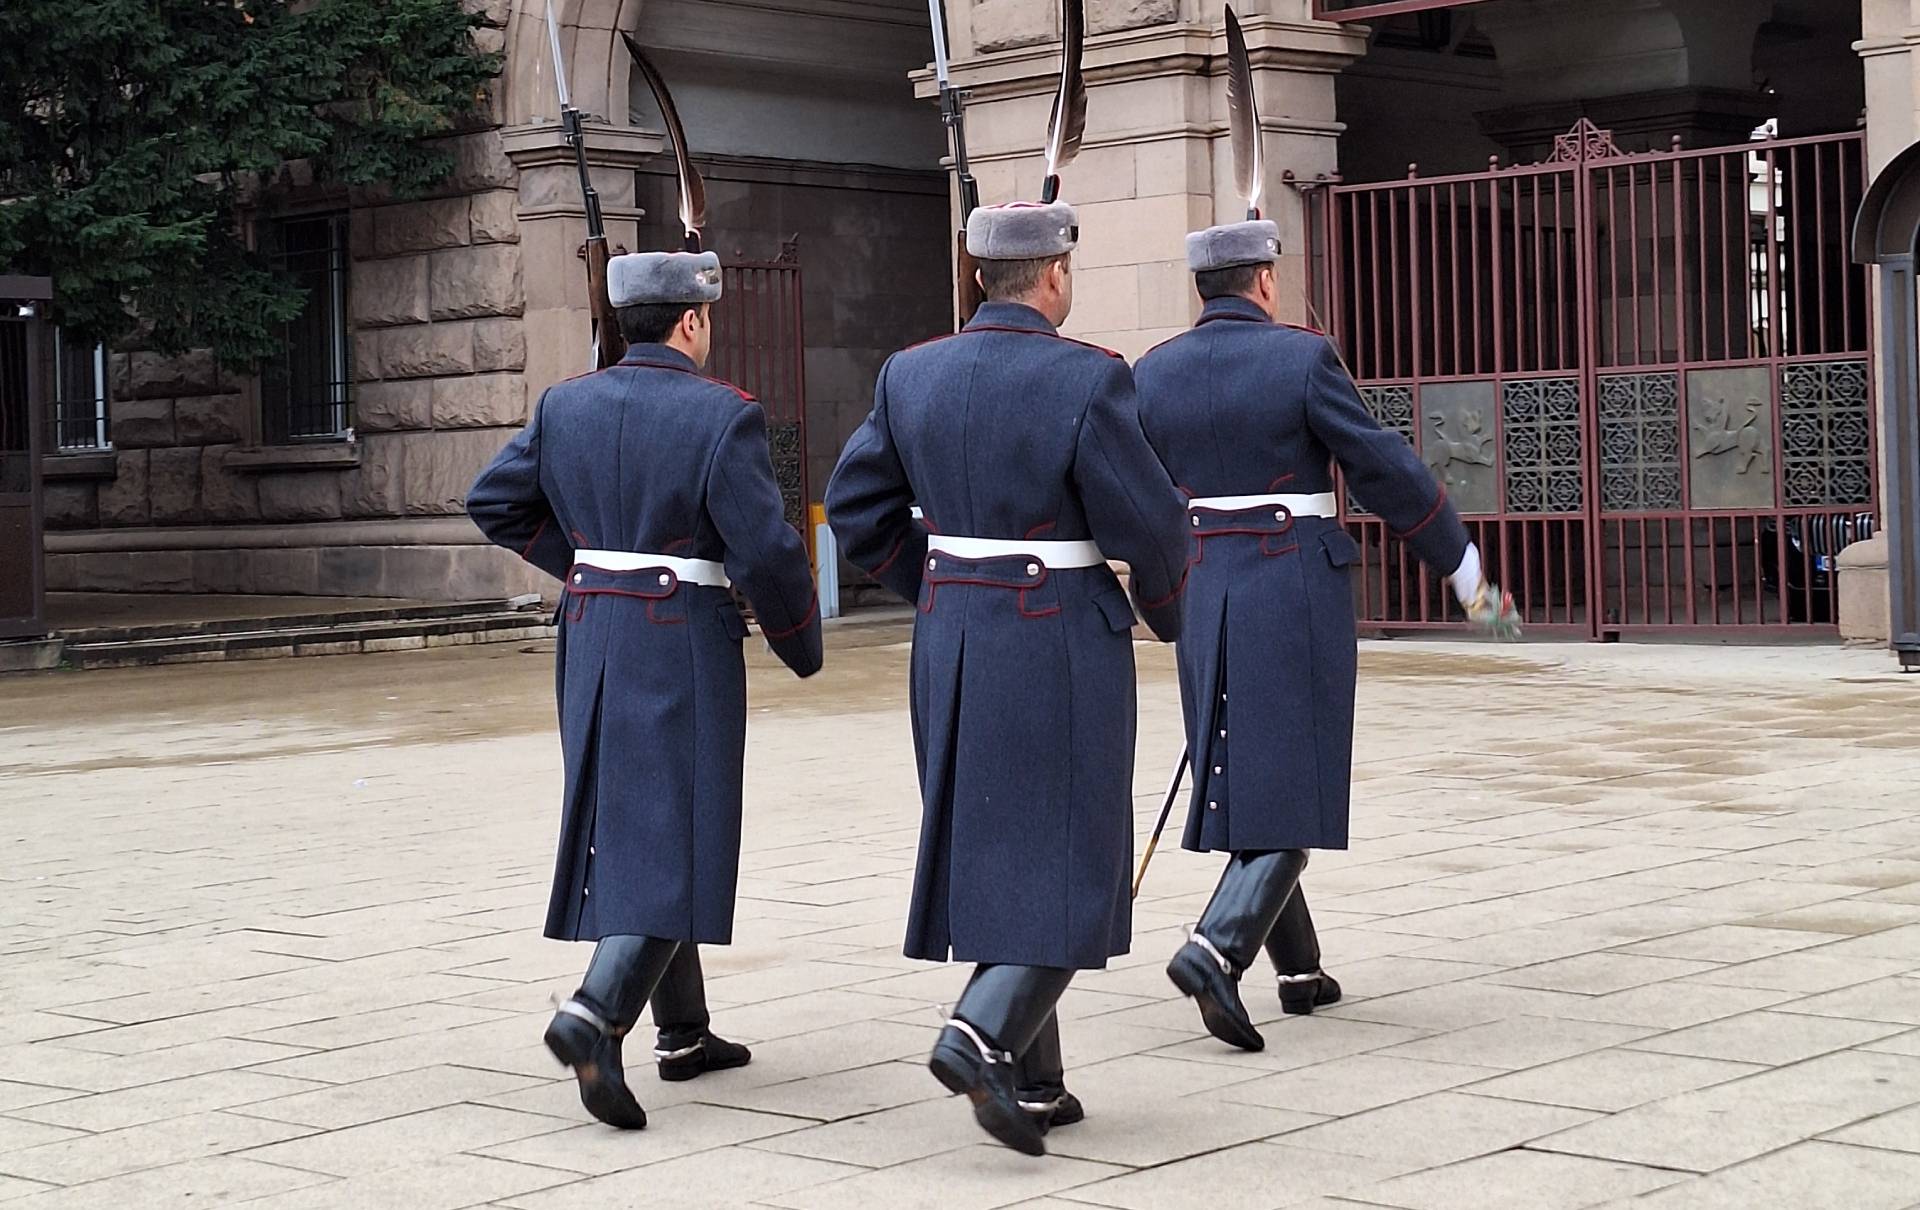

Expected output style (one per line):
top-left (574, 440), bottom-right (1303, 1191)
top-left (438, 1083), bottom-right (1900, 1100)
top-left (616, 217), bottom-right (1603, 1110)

top-left (29, 0), bottom-right (1903, 634)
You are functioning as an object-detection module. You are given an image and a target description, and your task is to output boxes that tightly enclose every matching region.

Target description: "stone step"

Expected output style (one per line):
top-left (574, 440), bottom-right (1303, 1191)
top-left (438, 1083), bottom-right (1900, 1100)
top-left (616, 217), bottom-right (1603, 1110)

top-left (53, 599), bottom-right (531, 646)
top-left (59, 608), bottom-right (554, 670)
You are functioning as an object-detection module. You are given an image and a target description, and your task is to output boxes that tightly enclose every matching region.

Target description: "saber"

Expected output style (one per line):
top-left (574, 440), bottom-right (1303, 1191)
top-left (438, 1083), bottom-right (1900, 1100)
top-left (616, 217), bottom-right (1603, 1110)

top-left (1132, 747), bottom-right (1190, 900)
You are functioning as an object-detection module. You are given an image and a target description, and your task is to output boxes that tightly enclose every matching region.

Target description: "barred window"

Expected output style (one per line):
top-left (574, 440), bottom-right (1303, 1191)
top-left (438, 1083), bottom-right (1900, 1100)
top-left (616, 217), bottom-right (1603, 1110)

top-left (262, 213), bottom-right (352, 442)
top-left (50, 328), bottom-right (109, 452)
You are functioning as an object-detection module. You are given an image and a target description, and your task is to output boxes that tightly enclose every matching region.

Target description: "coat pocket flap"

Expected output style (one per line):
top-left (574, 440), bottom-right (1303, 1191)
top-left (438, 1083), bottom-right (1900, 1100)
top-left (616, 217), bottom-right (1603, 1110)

top-left (1321, 527), bottom-right (1361, 568)
top-left (1092, 588), bottom-right (1142, 633)
top-left (716, 603), bottom-right (751, 640)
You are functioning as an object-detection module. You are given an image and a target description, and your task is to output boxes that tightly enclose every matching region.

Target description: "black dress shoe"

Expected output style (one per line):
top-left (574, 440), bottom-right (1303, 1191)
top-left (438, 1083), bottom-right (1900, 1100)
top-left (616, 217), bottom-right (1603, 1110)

top-left (656, 1032), bottom-right (752, 1082)
top-left (1167, 938), bottom-right (1264, 1052)
top-left (928, 1022), bottom-right (1047, 1156)
top-left (1020, 1089), bottom-right (1085, 1134)
top-left (544, 1001), bottom-right (648, 1130)
top-left (1277, 970), bottom-right (1342, 1016)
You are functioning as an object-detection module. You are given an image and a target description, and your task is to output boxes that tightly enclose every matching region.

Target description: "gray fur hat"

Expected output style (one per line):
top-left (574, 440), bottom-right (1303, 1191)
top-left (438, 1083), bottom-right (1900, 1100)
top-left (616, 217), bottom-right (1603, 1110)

top-left (1186, 219), bottom-right (1281, 273)
top-left (607, 250), bottom-right (724, 307)
top-left (965, 201), bottom-right (1080, 260)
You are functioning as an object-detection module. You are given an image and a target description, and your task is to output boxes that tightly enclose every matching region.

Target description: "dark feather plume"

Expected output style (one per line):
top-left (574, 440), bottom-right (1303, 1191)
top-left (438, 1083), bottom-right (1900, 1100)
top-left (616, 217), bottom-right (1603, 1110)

top-left (1225, 6), bottom-right (1263, 218)
top-left (1041, 0), bottom-right (1087, 198)
top-left (623, 32), bottom-right (707, 251)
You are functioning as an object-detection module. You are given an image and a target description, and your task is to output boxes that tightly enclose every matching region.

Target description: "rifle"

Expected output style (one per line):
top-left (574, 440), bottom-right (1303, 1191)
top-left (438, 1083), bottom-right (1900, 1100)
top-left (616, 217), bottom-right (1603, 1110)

top-left (543, 0), bottom-right (625, 370)
top-left (927, 1), bottom-right (983, 327)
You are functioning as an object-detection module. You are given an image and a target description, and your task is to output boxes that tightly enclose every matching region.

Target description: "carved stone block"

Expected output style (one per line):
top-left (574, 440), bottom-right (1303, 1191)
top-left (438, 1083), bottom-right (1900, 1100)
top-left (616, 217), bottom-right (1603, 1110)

top-left (429, 244), bottom-right (525, 321)
top-left (372, 198), bottom-right (471, 258)
top-left (148, 447), bottom-right (204, 525)
top-left (200, 445), bottom-right (261, 522)
top-left (472, 318), bottom-right (528, 372)
top-left (432, 372), bottom-right (528, 429)
top-left (98, 450), bottom-right (151, 527)
top-left (175, 395), bottom-right (250, 446)
top-left (973, 0), bottom-right (1054, 52)
top-left (351, 256), bottom-right (431, 329)
top-left (1090, 0), bottom-right (1176, 34)
top-left (379, 324), bottom-right (475, 379)
top-left (1686, 367), bottom-right (1774, 510)
top-left (355, 380), bottom-right (434, 433)
top-left (258, 473), bottom-right (345, 523)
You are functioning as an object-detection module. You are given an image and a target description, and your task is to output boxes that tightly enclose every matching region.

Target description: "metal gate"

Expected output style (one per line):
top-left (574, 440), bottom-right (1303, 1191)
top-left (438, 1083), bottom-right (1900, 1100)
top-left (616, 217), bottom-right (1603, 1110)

top-left (0, 278), bottom-right (51, 640)
top-left (1305, 121), bottom-right (1875, 636)
top-left (708, 258), bottom-right (809, 544)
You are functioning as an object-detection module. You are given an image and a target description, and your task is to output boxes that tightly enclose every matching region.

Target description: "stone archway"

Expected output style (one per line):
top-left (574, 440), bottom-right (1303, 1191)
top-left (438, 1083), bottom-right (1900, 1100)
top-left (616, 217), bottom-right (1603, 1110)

top-left (500, 0), bottom-right (643, 128)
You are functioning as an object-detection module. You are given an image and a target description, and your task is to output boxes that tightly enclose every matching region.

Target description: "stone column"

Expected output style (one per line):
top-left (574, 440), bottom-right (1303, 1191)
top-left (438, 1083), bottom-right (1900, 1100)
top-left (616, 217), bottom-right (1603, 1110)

top-left (1846, 0), bottom-right (1920, 645)
top-left (502, 124), bottom-right (661, 394)
top-left (932, 0), bottom-right (1362, 358)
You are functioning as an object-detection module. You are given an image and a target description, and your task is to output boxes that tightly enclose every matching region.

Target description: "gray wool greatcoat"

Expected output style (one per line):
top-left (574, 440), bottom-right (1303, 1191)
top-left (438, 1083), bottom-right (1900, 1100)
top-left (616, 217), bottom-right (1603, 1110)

top-left (1135, 296), bottom-right (1470, 855)
top-left (468, 343), bottom-right (822, 944)
top-left (826, 302), bottom-right (1190, 971)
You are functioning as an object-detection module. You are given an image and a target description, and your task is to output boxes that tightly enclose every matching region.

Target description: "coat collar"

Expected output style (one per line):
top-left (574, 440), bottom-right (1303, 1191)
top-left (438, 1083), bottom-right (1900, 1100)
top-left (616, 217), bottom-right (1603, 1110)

top-left (965, 301), bottom-right (1059, 335)
top-left (620, 343), bottom-right (700, 372)
top-left (1196, 296), bottom-right (1274, 327)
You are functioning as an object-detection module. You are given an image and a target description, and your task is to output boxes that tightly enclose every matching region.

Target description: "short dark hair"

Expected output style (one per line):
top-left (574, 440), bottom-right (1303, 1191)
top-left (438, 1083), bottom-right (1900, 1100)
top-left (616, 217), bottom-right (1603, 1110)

top-left (1194, 263), bottom-right (1268, 301)
top-left (977, 254), bottom-right (1068, 301)
top-left (617, 302), bottom-right (704, 345)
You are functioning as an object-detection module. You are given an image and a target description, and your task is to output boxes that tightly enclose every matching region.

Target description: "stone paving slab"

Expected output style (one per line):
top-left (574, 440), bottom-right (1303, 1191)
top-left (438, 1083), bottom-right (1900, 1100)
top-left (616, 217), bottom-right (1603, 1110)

top-left (3, 636), bottom-right (1920, 1208)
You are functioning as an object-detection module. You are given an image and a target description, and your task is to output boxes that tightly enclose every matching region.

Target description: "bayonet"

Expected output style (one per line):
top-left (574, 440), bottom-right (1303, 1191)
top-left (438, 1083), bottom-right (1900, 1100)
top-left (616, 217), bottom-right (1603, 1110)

top-left (926, 1), bottom-right (983, 326)
top-left (543, 0), bottom-right (623, 369)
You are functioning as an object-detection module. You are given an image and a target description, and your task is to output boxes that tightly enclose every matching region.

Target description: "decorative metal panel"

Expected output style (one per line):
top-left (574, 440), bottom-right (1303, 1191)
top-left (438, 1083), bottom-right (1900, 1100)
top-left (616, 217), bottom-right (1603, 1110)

top-left (1780, 360), bottom-right (1872, 507)
top-left (1420, 382), bottom-right (1499, 515)
top-left (1686, 367), bottom-right (1775, 510)
top-left (1349, 385), bottom-right (1414, 514)
top-left (767, 421), bottom-right (806, 532)
top-left (1503, 377), bottom-right (1583, 513)
top-left (1598, 374), bottom-right (1681, 512)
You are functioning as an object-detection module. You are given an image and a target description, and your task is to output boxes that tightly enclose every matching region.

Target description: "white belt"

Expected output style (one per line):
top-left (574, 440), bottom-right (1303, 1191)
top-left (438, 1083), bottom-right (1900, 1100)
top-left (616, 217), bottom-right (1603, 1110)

top-left (925, 536), bottom-right (1107, 569)
top-left (571, 550), bottom-right (731, 588)
top-left (1188, 492), bottom-right (1338, 518)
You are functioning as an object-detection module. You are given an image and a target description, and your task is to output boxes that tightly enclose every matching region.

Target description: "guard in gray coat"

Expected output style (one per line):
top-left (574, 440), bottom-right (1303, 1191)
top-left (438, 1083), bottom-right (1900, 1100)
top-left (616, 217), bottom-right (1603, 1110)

top-left (469, 250), bottom-right (823, 1129)
top-left (1135, 219), bottom-right (1518, 1053)
top-left (827, 200), bottom-right (1189, 1154)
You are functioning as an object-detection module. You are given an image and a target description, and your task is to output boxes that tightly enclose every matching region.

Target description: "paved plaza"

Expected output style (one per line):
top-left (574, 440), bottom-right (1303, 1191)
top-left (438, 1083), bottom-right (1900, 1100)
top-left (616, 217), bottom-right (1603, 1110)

top-left (3, 626), bottom-right (1920, 1208)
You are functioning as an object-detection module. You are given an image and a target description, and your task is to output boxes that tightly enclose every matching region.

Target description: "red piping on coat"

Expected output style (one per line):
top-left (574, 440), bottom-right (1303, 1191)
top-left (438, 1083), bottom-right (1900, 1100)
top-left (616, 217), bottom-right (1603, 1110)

top-left (761, 592), bottom-right (819, 640)
top-left (1397, 487), bottom-right (1451, 540)
top-left (518, 516), bottom-right (550, 562)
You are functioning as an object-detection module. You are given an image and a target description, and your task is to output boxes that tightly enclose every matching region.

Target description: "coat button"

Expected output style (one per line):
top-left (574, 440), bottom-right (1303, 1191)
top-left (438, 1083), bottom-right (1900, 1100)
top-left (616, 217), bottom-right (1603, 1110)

top-left (1275, 510), bottom-right (1287, 522)
top-left (588, 846), bottom-right (595, 856)
top-left (1219, 729), bottom-right (1227, 738)
top-left (1213, 765), bottom-right (1223, 775)
top-left (1208, 801), bottom-right (1219, 811)
top-left (1026, 563), bottom-right (1040, 577)
top-left (1191, 516), bottom-right (1201, 527)
top-left (572, 574), bottom-right (583, 584)
top-left (928, 558), bottom-right (938, 570)
top-left (582, 886), bottom-right (589, 897)
top-left (659, 573), bottom-right (671, 586)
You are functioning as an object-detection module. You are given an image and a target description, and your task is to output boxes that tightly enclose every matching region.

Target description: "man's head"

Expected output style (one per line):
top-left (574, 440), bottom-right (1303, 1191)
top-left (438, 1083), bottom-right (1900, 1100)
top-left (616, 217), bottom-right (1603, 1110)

top-left (975, 253), bottom-right (1074, 327)
top-left (1185, 219), bottom-right (1282, 319)
top-left (606, 250), bottom-right (725, 367)
top-left (965, 201), bottom-right (1080, 327)
top-left (616, 302), bottom-right (713, 367)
